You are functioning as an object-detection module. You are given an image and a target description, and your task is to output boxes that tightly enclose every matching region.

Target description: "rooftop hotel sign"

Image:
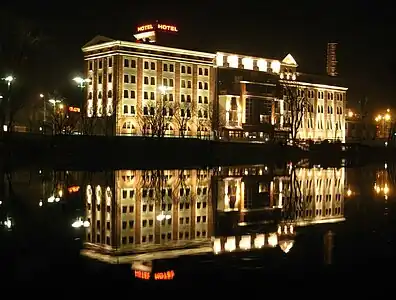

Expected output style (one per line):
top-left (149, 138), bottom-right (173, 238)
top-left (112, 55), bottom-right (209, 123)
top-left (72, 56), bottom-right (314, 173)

top-left (137, 24), bottom-right (178, 33)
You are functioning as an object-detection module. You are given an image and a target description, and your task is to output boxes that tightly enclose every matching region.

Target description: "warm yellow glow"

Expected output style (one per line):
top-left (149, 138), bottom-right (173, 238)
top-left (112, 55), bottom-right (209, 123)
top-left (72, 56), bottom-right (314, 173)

top-left (216, 54), bottom-right (224, 66)
top-left (346, 189), bottom-right (352, 197)
top-left (279, 240), bottom-right (294, 253)
top-left (254, 234), bottom-right (265, 248)
top-left (271, 61), bottom-right (281, 73)
top-left (348, 111), bottom-right (354, 118)
top-left (282, 54), bottom-right (298, 66)
top-left (224, 237), bottom-right (236, 252)
top-left (268, 233), bottom-right (278, 247)
top-left (213, 238), bottom-right (221, 254)
top-left (257, 59), bottom-right (267, 72)
top-left (242, 57), bottom-right (253, 70)
top-left (385, 114), bottom-right (391, 121)
top-left (227, 55), bottom-right (238, 68)
top-left (239, 235), bottom-right (251, 250)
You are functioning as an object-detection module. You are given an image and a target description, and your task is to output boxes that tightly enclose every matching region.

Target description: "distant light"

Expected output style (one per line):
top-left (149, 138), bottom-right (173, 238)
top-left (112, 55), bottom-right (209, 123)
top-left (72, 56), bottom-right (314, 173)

top-left (39, 93), bottom-right (44, 98)
top-left (3, 75), bottom-right (14, 83)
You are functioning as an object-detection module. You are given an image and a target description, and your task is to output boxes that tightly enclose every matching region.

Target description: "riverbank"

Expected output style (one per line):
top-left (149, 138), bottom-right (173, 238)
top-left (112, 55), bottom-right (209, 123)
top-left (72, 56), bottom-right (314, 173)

top-left (0, 133), bottom-right (394, 170)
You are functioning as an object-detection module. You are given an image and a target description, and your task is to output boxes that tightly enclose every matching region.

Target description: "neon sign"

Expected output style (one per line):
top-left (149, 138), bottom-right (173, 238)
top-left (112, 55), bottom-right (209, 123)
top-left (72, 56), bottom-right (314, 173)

top-left (134, 270), bottom-right (175, 280)
top-left (69, 107), bottom-right (81, 113)
top-left (137, 24), bottom-right (178, 33)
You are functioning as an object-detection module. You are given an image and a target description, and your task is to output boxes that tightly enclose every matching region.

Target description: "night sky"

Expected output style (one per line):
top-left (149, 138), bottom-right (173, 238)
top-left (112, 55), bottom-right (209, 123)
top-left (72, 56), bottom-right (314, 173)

top-left (1, 1), bottom-right (395, 111)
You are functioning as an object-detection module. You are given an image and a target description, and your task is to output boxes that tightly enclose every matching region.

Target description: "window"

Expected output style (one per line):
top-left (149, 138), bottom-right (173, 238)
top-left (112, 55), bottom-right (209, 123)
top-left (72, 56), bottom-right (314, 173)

top-left (124, 59), bottom-right (129, 68)
top-left (204, 82), bottom-right (208, 90)
top-left (170, 64), bottom-right (174, 72)
top-left (124, 90), bottom-right (128, 98)
top-left (144, 61), bottom-right (149, 69)
top-left (89, 61), bottom-right (93, 70)
top-left (108, 74), bottom-right (112, 83)
top-left (187, 66), bottom-right (192, 74)
top-left (181, 65), bottom-right (186, 73)
top-left (123, 105), bottom-right (128, 114)
top-left (98, 75), bottom-right (102, 84)
top-left (98, 60), bottom-right (102, 69)
top-left (163, 64), bottom-right (168, 72)
top-left (131, 75), bottom-right (136, 84)
top-left (187, 81), bottom-right (192, 88)
top-left (124, 74), bottom-right (129, 83)
top-left (150, 92), bottom-right (155, 100)
top-left (204, 68), bottom-right (209, 76)
top-left (130, 90), bottom-right (135, 99)
top-left (108, 58), bottom-right (112, 68)
top-left (144, 76), bottom-right (149, 85)
top-left (108, 90), bottom-right (112, 98)
top-left (150, 77), bottom-right (155, 85)
top-left (144, 91), bottom-right (148, 99)
top-left (150, 62), bottom-right (156, 70)
top-left (131, 60), bottom-right (136, 68)
top-left (199, 68), bottom-right (203, 75)
top-left (198, 96), bottom-right (202, 103)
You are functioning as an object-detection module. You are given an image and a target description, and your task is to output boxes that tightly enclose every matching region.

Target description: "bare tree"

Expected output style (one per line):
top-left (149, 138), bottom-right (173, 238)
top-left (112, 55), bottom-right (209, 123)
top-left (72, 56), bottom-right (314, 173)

top-left (280, 81), bottom-right (310, 142)
top-left (173, 101), bottom-right (195, 138)
top-left (137, 101), bottom-right (171, 137)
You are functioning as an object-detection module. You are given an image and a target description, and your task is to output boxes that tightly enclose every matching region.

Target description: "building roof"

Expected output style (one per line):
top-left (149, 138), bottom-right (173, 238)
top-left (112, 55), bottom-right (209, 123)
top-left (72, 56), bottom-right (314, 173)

top-left (296, 72), bottom-right (347, 89)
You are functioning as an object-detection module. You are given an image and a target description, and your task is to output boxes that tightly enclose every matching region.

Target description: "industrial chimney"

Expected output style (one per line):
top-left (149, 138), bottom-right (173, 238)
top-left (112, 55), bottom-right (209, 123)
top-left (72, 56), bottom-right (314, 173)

top-left (326, 42), bottom-right (338, 76)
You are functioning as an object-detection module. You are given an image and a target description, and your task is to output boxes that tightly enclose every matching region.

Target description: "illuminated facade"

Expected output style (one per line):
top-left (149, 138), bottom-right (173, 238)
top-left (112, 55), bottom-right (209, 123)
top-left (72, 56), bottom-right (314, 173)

top-left (82, 32), bottom-right (348, 141)
top-left (80, 164), bottom-right (345, 261)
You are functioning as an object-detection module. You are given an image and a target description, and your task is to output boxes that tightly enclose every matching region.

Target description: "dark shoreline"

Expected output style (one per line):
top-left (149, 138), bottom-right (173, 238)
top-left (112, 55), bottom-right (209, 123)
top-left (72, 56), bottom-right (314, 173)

top-left (0, 134), bottom-right (393, 170)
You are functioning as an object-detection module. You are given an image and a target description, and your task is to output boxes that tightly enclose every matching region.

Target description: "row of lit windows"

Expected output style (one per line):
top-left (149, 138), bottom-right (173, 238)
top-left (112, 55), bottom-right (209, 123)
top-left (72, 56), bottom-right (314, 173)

top-left (90, 58), bottom-right (210, 76)
top-left (121, 188), bottom-right (208, 199)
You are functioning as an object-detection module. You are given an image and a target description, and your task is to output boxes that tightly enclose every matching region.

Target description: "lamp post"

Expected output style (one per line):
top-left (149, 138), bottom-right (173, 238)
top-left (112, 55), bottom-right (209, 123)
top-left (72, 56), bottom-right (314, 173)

top-left (73, 77), bottom-right (91, 90)
top-left (73, 77), bottom-right (91, 134)
top-left (49, 99), bottom-right (62, 134)
top-left (2, 75), bottom-right (15, 132)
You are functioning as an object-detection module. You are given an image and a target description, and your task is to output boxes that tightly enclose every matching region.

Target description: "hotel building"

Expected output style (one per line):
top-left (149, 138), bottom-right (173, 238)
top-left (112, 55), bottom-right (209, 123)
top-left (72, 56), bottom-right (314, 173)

top-left (80, 164), bottom-right (345, 262)
top-left (81, 24), bottom-right (348, 142)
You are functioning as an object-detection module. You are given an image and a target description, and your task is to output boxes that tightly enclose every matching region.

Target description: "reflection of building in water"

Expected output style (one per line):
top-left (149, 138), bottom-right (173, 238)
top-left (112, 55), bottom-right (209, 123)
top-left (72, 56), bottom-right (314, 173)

top-left (212, 166), bottom-right (345, 255)
top-left (81, 165), bottom-right (346, 261)
top-left (83, 169), bottom-right (213, 261)
top-left (275, 167), bottom-right (345, 225)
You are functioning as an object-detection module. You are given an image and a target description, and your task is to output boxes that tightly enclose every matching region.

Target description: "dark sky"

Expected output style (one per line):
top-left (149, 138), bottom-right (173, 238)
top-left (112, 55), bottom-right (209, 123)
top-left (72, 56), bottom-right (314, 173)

top-left (2, 0), bottom-right (396, 110)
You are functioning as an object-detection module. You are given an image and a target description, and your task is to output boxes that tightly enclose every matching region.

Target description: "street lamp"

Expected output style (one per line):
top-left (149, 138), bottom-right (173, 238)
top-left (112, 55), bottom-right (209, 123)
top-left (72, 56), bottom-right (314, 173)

top-left (49, 99), bottom-right (62, 134)
top-left (2, 76), bottom-right (15, 133)
top-left (73, 77), bottom-right (91, 89)
top-left (2, 75), bottom-right (15, 88)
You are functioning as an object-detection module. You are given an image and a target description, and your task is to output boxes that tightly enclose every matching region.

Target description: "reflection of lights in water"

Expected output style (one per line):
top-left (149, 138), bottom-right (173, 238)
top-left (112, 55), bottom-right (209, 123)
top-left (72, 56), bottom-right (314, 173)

top-left (213, 238), bottom-right (221, 254)
top-left (268, 233), bottom-right (278, 247)
top-left (58, 190), bottom-right (63, 197)
top-left (385, 163), bottom-right (388, 169)
top-left (156, 212), bottom-right (171, 222)
top-left (279, 240), bottom-right (294, 253)
top-left (254, 234), bottom-right (265, 248)
top-left (1, 218), bottom-right (12, 229)
top-left (224, 237), bottom-right (236, 252)
top-left (277, 226), bottom-right (281, 235)
top-left (47, 195), bottom-right (60, 203)
top-left (39, 200), bottom-right (43, 207)
top-left (72, 218), bottom-right (90, 228)
top-left (290, 225), bottom-right (294, 234)
top-left (239, 235), bottom-right (251, 250)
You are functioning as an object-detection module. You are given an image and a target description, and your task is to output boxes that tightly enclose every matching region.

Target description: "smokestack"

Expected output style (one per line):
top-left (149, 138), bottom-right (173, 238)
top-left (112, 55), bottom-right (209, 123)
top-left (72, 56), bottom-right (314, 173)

top-left (326, 42), bottom-right (338, 76)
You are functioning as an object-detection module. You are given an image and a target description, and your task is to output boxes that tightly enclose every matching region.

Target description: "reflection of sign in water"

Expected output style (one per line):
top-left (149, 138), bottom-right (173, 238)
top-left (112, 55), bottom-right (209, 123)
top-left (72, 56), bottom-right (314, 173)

top-left (69, 107), bottom-right (81, 112)
top-left (134, 270), bottom-right (175, 280)
top-left (137, 24), bottom-right (178, 33)
top-left (68, 186), bottom-right (80, 193)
